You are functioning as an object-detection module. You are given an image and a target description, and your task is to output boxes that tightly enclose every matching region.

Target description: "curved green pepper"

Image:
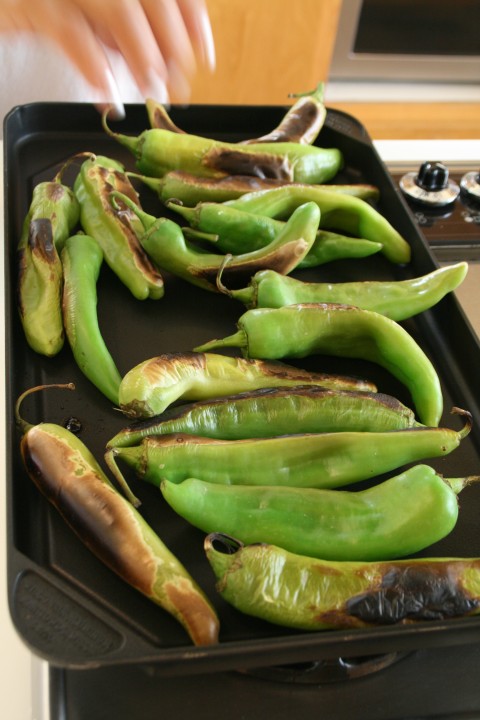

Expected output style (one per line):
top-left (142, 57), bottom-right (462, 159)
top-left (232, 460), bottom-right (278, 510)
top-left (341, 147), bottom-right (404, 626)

top-left (16, 385), bottom-right (220, 646)
top-left (62, 234), bottom-right (122, 405)
top-left (194, 303), bottom-right (444, 427)
top-left (118, 351), bottom-right (377, 419)
top-left (113, 193), bottom-right (320, 291)
top-left (130, 170), bottom-right (380, 206)
top-left (225, 185), bottom-right (411, 264)
top-left (107, 409), bottom-right (471, 490)
top-left (167, 198), bottom-right (382, 268)
top-left (17, 163), bottom-right (80, 356)
top-left (205, 534), bottom-right (480, 630)
top-left (107, 385), bottom-right (420, 449)
top-left (229, 263), bottom-right (468, 319)
top-left (102, 112), bottom-right (343, 184)
top-left (162, 465), bottom-right (476, 561)
top-left (74, 154), bottom-right (164, 300)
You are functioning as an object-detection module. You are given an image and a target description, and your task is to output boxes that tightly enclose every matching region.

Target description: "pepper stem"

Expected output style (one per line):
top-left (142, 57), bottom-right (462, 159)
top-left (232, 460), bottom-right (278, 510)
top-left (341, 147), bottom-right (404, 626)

top-left (101, 109), bottom-right (139, 155)
top-left (446, 475), bottom-right (480, 495)
top-left (104, 448), bottom-right (142, 508)
top-left (15, 383), bottom-right (76, 435)
top-left (110, 191), bottom-right (157, 231)
top-left (193, 330), bottom-right (247, 353)
top-left (451, 406), bottom-right (473, 439)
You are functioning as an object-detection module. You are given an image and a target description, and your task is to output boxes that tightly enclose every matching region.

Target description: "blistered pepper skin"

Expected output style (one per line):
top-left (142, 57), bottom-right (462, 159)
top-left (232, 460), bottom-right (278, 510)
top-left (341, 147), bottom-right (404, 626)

top-left (18, 409), bottom-right (219, 647)
top-left (194, 303), bottom-right (444, 427)
top-left (205, 535), bottom-right (480, 631)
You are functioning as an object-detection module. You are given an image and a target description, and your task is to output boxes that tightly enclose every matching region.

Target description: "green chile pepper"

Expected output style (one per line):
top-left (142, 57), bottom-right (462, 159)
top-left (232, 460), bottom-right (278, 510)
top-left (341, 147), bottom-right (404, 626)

top-left (130, 170), bottom-right (380, 206)
top-left (16, 385), bottom-right (220, 646)
top-left (62, 234), bottom-right (122, 405)
top-left (107, 385), bottom-right (420, 449)
top-left (167, 198), bottom-right (382, 268)
top-left (74, 154), bottom-right (164, 300)
top-left (225, 185), bottom-right (411, 264)
top-left (107, 409), bottom-right (471, 490)
top-left (147, 82), bottom-right (326, 146)
top-left (17, 163), bottom-right (80, 356)
top-left (102, 112), bottom-right (343, 184)
top-left (229, 263), bottom-right (468, 319)
top-left (118, 351), bottom-right (377, 419)
top-left (242, 82), bottom-right (326, 145)
top-left (162, 465), bottom-right (476, 561)
top-left (18, 219), bottom-right (64, 357)
top-left (194, 303), bottom-right (443, 427)
top-left (113, 192), bottom-right (320, 290)
top-left (205, 534), bottom-right (480, 630)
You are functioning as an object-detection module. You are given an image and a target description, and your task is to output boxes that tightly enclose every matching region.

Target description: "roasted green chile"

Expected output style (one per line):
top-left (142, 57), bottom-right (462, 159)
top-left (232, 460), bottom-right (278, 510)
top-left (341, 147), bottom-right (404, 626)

top-left (225, 185), bottom-right (411, 264)
top-left (194, 303), bottom-right (443, 427)
top-left (107, 409), bottom-right (471, 490)
top-left (17, 164), bottom-right (80, 356)
top-left (229, 264), bottom-right (468, 319)
top-left (62, 234), bottom-right (122, 405)
top-left (74, 154), bottom-right (164, 300)
top-left (107, 385), bottom-right (420, 449)
top-left (102, 111), bottom-right (343, 184)
top-left (131, 169), bottom-right (380, 206)
top-left (113, 193), bottom-right (320, 290)
top-left (118, 351), bottom-right (377, 419)
top-left (162, 465), bottom-right (475, 561)
top-left (205, 534), bottom-right (480, 630)
top-left (16, 385), bottom-right (219, 646)
top-left (167, 198), bottom-right (382, 268)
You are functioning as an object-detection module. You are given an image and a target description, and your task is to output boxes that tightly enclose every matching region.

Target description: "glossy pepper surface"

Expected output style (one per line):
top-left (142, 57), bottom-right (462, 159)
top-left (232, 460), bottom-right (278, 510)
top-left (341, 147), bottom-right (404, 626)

top-left (113, 193), bottom-right (320, 291)
top-left (162, 465), bottom-right (475, 561)
top-left (103, 113), bottom-right (343, 185)
top-left (107, 385), bottom-right (420, 449)
top-left (229, 263), bottom-right (468, 319)
top-left (205, 534), bottom-right (480, 630)
top-left (194, 303), bottom-right (444, 427)
top-left (16, 385), bottom-right (219, 646)
top-left (108, 410), bottom-right (470, 490)
top-left (62, 234), bottom-right (122, 405)
top-left (225, 185), bottom-right (411, 264)
top-left (74, 154), bottom-right (164, 300)
top-left (118, 351), bottom-right (377, 419)
top-left (167, 198), bottom-right (382, 268)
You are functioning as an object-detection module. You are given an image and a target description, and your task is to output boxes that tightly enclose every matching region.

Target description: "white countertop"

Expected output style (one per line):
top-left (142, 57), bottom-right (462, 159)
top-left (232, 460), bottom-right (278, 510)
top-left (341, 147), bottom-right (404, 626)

top-left (1, 137), bottom-right (480, 720)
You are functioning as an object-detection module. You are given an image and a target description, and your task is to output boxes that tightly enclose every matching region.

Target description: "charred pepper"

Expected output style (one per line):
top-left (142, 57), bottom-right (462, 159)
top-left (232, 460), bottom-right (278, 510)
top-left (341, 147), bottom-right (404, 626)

top-left (118, 351), bottom-right (377, 419)
top-left (112, 193), bottom-right (320, 291)
top-left (16, 384), bottom-right (219, 646)
top-left (74, 154), bottom-right (164, 300)
top-left (194, 303), bottom-right (444, 427)
top-left (102, 111), bottom-right (343, 184)
top-left (108, 410), bottom-right (470, 490)
top-left (205, 534), bottom-right (480, 630)
top-left (17, 162), bottom-right (80, 356)
top-left (107, 385), bottom-right (420, 449)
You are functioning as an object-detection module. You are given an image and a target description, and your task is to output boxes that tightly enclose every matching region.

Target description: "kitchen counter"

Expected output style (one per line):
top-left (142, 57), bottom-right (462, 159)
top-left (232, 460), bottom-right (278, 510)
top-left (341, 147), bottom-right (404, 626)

top-left (2, 135), bottom-right (480, 720)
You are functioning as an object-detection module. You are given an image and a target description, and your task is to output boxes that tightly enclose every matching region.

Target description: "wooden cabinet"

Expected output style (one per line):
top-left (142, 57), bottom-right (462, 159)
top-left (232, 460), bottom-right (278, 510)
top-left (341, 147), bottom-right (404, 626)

top-left (189, 0), bottom-right (342, 105)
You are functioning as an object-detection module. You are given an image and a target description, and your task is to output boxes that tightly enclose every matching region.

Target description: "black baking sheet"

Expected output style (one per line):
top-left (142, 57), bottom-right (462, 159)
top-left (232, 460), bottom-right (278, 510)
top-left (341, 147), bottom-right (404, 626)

top-left (4, 102), bottom-right (480, 673)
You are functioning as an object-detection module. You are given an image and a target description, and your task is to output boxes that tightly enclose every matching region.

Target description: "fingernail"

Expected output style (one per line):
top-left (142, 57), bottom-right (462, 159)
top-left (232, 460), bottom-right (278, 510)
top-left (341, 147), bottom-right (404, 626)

top-left (144, 68), bottom-right (170, 104)
top-left (103, 67), bottom-right (125, 120)
top-left (167, 60), bottom-right (191, 104)
top-left (198, 8), bottom-right (216, 71)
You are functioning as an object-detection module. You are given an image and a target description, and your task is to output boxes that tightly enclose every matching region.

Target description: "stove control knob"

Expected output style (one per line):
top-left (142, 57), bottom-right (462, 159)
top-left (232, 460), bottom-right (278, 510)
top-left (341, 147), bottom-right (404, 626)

top-left (460, 170), bottom-right (480, 201)
top-left (399, 161), bottom-right (460, 207)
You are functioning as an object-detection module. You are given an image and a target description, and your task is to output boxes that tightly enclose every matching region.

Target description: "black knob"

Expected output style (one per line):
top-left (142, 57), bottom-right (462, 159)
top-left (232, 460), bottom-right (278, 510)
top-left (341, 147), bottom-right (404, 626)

top-left (416, 162), bottom-right (449, 192)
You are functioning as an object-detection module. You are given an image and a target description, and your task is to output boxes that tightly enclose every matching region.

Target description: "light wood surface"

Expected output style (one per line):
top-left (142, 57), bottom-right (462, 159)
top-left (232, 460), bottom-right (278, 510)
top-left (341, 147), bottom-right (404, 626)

top-left (327, 102), bottom-right (480, 140)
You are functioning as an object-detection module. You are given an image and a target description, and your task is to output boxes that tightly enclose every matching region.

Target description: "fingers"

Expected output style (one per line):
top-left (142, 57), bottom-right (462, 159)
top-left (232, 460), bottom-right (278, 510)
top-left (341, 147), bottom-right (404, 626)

top-left (176, 0), bottom-right (216, 72)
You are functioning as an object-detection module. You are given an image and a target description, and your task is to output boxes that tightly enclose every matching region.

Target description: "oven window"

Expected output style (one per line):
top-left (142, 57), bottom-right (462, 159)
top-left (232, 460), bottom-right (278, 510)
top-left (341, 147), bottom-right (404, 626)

top-left (354, 0), bottom-right (480, 56)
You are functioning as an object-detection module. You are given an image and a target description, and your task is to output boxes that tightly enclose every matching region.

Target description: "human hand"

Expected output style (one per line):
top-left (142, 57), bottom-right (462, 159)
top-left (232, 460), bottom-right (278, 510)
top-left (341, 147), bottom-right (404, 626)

top-left (0, 0), bottom-right (215, 117)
